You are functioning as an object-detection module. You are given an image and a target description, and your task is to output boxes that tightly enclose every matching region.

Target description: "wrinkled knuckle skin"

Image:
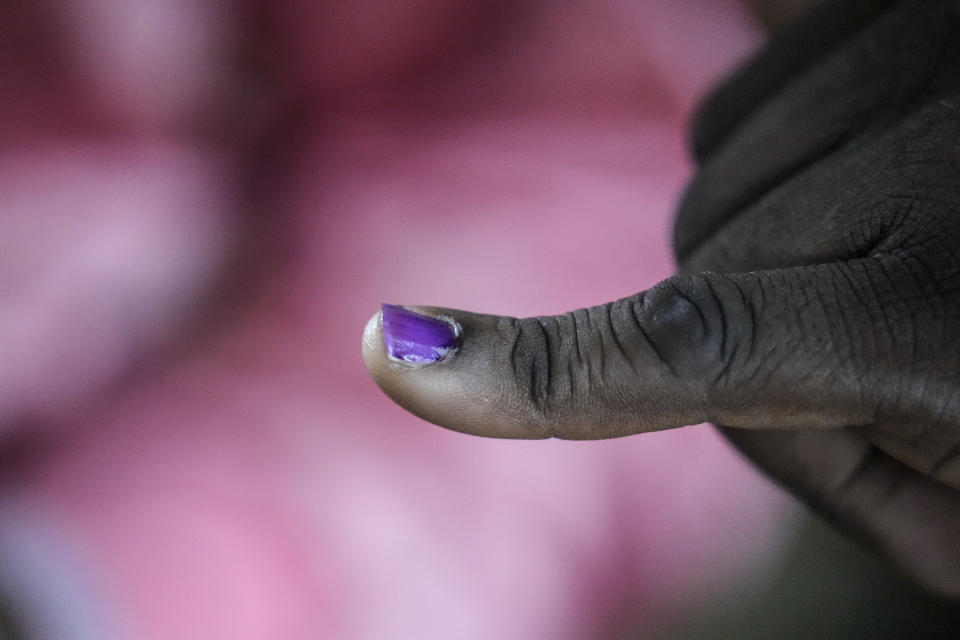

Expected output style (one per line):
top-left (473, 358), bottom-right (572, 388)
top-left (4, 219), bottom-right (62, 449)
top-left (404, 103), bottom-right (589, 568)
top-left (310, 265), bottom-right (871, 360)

top-left (508, 310), bottom-right (613, 437)
top-left (509, 314), bottom-right (586, 431)
top-left (637, 275), bottom-right (750, 391)
top-left (508, 317), bottom-right (553, 421)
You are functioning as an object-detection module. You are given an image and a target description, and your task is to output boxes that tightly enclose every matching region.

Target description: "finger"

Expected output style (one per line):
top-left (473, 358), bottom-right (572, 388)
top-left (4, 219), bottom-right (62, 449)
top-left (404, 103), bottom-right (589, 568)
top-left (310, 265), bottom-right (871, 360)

top-left (722, 427), bottom-right (960, 597)
top-left (362, 263), bottom-right (891, 440)
top-left (677, 0), bottom-right (960, 262)
top-left (691, 0), bottom-right (898, 162)
top-left (679, 98), bottom-right (960, 275)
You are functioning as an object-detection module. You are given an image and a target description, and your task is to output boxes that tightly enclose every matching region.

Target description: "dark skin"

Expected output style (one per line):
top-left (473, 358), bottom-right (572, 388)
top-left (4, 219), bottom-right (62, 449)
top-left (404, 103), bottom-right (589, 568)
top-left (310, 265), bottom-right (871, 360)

top-left (363, 0), bottom-right (960, 597)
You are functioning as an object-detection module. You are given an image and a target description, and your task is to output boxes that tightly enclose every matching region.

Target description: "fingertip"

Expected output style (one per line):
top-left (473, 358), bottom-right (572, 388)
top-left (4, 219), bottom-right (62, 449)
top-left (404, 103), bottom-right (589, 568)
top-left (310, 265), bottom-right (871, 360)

top-left (360, 304), bottom-right (546, 439)
top-left (360, 308), bottom-right (385, 376)
top-left (361, 305), bottom-right (422, 418)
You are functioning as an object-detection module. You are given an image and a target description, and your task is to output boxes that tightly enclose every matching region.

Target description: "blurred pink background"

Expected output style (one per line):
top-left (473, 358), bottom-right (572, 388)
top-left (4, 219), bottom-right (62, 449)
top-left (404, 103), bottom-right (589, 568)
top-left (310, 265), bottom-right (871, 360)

top-left (0, 1), bottom-right (791, 638)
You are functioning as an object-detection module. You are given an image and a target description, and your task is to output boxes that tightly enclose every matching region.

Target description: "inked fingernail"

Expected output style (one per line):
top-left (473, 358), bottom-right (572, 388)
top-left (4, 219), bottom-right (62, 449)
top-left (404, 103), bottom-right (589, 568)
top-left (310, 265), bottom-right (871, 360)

top-left (381, 303), bottom-right (460, 365)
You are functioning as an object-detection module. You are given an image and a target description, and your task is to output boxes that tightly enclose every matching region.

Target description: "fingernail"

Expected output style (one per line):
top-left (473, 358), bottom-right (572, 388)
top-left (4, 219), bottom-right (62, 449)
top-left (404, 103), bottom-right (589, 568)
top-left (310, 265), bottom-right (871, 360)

top-left (381, 304), bottom-right (460, 365)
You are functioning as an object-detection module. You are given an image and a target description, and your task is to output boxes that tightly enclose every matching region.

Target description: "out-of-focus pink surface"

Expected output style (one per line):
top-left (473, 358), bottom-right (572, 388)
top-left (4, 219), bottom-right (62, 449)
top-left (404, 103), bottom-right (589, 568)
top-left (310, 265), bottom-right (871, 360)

top-left (0, 2), bottom-right (788, 639)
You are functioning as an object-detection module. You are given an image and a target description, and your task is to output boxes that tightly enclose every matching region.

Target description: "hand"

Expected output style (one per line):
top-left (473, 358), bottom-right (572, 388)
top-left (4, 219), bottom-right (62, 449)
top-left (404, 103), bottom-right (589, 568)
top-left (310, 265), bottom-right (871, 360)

top-left (363, 0), bottom-right (960, 597)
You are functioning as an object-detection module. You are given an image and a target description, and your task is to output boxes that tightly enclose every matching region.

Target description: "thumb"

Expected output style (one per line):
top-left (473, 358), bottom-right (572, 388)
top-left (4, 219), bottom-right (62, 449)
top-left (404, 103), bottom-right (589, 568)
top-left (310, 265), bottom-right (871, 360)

top-left (362, 262), bottom-right (885, 439)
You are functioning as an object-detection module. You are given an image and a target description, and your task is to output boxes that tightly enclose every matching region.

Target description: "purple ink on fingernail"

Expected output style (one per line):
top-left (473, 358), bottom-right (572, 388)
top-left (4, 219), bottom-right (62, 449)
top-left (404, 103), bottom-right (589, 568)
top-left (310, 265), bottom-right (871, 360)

top-left (381, 304), bottom-right (460, 365)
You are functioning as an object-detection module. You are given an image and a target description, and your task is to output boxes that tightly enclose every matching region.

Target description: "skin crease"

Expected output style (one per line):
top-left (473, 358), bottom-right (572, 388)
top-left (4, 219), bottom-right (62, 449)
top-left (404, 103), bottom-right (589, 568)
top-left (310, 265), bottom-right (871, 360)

top-left (364, 0), bottom-right (960, 597)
